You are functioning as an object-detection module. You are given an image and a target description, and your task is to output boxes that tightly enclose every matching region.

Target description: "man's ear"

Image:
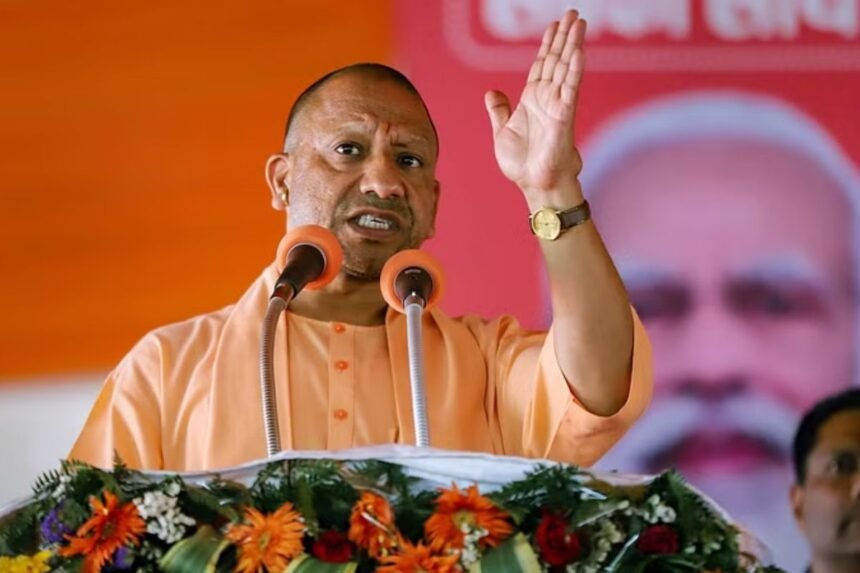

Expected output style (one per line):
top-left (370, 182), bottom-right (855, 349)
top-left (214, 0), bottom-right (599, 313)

top-left (265, 153), bottom-right (290, 211)
top-left (790, 483), bottom-right (805, 530)
top-left (427, 180), bottom-right (441, 239)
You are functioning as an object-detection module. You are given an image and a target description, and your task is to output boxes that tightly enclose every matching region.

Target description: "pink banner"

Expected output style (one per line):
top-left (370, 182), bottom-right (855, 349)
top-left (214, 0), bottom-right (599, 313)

top-left (396, 1), bottom-right (860, 569)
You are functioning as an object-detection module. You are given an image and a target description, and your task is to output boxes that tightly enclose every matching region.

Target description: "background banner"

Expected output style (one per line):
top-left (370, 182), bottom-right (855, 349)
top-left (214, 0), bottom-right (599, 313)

top-left (3, 2), bottom-right (859, 569)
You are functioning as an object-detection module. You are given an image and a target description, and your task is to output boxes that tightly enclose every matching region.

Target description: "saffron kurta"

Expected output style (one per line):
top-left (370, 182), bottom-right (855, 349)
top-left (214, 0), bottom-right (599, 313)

top-left (70, 263), bottom-right (652, 471)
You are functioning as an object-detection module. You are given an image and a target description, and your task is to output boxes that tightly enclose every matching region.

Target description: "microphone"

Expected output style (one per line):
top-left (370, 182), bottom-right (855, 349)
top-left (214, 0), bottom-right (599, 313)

top-left (380, 249), bottom-right (446, 449)
top-left (380, 249), bottom-right (446, 313)
top-left (261, 225), bottom-right (343, 457)
top-left (272, 225), bottom-right (344, 301)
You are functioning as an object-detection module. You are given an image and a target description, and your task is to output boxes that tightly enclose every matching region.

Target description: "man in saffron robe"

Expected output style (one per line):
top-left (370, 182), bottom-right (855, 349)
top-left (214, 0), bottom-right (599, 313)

top-left (70, 11), bottom-right (652, 471)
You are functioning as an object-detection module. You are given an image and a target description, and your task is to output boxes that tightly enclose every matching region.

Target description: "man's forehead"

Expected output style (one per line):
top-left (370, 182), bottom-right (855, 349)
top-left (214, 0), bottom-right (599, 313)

top-left (593, 139), bottom-right (852, 209)
top-left (297, 73), bottom-right (436, 138)
top-left (816, 410), bottom-right (860, 446)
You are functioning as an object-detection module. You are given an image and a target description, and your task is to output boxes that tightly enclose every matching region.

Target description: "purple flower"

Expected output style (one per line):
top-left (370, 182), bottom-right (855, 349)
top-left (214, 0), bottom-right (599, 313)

top-left (112, 546), bottom-right (134, 570)
top-left (39, 505), bottom-right (71, 545)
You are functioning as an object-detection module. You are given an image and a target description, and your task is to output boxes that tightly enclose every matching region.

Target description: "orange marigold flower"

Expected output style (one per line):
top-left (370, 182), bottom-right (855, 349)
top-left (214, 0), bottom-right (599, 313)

top-left (58, 490), bottom-right (146, 573)
top-left (378, 539), bottom-right (460, 573)
top-left (425, 484), bottom-right (512, 554)
top-left (348, 491), bottom-right (399, 559)
top-left (225, 502), bottom-right (305, 573)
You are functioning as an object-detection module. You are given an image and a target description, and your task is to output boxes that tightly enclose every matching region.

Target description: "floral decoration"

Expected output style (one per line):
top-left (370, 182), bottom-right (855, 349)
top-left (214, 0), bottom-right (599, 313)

top-left (0, 457), bottom-right (787, 572)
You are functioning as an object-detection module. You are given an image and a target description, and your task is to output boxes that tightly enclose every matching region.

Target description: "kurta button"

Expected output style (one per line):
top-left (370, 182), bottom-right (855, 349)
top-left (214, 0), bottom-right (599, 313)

top-left (334, 408), bottom-right (349, 420)
top-left (333, 323), bottom-right (346, 333)
top-left (335, 360), bottom-right (349, 371)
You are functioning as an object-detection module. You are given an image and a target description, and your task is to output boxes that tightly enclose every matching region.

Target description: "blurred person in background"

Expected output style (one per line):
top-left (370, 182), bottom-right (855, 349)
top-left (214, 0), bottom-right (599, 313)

top-left (579, 91), bottom-right (860, 569)
top-left (791, 388), bottom-right (860, 573)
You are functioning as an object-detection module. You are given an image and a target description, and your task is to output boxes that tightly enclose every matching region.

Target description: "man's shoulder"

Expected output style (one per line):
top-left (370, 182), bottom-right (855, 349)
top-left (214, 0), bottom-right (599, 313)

top-left (141, 304), bottom-right (236, 347)
top-left (117, 303), bottom-right (237, 370)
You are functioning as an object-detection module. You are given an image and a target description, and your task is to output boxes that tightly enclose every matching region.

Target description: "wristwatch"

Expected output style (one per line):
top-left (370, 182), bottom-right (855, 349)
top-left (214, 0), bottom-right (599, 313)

top-left (529, 200), bottom-right (591, 240)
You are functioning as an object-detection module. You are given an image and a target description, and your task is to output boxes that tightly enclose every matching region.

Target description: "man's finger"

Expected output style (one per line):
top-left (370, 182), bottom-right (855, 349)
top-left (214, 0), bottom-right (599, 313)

top-left (484, 90), bottom-right (512, 135)
top-left (562, 49), bottom-right (586, 107)
top-left (558, 19), bottom-right (587, 86)
top-left (571, 17), bottom-right (587, 51)
top-left (541, 10), bottom-right (578, 80)
top-left (559, 16), bottom-right (584, 66)
top-left (528, 22), bottom-right (557, 82)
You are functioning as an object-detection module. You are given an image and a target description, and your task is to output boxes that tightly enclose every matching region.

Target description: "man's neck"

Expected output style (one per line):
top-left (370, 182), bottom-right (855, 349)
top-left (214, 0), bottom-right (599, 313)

top-left (811, 554), bottom-right (860, 573)
top-left (286, 275), bottom-right (388, 326)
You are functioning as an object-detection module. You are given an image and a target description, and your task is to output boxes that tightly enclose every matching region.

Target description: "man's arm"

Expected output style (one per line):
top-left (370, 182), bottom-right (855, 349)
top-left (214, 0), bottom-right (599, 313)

top-left (484, 11), bottom-right (633, 416)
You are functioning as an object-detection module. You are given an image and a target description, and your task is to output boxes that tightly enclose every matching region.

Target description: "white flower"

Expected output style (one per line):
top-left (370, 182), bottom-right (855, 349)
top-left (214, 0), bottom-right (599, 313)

top-left (637, 494), bottom-right (677, 524)
top-left (52, 475), bottom-right (73, 500)
top-left (597, 519), bottom-right (624, 544)
top-left (458, 524), bottom-right (488, 570)
top-left (655, 506), bottom-right (677, 523)
top-left (133, 489), bottom-right (195, 544)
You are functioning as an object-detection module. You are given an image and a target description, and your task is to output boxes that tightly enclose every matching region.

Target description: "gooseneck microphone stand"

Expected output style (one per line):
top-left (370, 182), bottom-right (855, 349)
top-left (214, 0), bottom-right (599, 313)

top-left (395, 268), bottom-right (435, 448)
top-left (260, 243), bottom-right (326, 457)
top-left (404, 292), bottom-right (431, 447)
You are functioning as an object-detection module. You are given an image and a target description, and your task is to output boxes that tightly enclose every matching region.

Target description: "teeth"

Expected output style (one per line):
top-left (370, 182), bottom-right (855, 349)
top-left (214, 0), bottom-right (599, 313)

top-left (356, 214), bottom-right (393, 230)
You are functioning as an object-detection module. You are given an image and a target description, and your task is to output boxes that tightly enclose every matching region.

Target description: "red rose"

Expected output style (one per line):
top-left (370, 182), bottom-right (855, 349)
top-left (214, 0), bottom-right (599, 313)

top-left (535, 511), bottom-right (582, 566)
top-left (312, 530), bottom-right (354, 563)
top-left (636, 525), bottom-right (680, 555)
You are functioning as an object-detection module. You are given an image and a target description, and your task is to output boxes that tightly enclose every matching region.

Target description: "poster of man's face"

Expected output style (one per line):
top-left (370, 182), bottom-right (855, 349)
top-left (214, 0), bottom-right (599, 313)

top-left (388, 4), bottom-right (860, 568)
top-left (588, 91), bottom-right (860, 567)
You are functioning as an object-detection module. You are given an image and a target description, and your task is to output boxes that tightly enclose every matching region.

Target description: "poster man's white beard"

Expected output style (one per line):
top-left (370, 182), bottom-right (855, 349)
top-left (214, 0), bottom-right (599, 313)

top-left (596, 392), bottom-right (799, 475)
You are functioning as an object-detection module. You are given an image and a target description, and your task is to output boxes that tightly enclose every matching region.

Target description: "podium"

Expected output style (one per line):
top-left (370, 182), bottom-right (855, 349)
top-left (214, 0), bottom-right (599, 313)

top-left (0, 446), bottom-right (781, 572)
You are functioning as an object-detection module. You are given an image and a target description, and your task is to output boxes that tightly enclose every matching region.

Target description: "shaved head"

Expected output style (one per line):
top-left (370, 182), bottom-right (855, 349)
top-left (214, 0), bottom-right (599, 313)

top-left (282, 63), bottom-right (439, 155)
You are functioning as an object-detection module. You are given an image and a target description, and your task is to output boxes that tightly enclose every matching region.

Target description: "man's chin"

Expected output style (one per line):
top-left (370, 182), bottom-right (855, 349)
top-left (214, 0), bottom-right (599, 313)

top-left (340, 263), bottom-right (383, 282)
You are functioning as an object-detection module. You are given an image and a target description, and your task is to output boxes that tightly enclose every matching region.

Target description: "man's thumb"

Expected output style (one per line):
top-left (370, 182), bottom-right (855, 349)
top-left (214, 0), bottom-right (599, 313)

top-left (484, 90), bottom-right (511, 134)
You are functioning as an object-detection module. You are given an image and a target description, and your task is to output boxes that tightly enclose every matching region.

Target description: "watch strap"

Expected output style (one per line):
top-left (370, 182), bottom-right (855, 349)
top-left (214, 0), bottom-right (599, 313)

top-left (558, 200), bottom-right (591, 231)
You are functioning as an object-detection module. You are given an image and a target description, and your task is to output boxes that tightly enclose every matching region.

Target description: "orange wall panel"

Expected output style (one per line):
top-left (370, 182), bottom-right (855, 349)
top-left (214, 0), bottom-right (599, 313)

top-left (0, 1), bottom-right (393, 377)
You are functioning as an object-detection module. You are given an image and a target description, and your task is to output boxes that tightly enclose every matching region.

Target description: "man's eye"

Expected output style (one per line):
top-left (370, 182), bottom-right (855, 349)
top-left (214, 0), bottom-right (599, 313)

top-left (828, 452), bottom-right (859, 475)
top-left (729, 282), bottom-right (823, 319)
top-left (628, 286), bottom-right (690, 322)
top-left (398, 154), bottom-right (423, 168)
top-left (335, 143), bottom-right (361, 156)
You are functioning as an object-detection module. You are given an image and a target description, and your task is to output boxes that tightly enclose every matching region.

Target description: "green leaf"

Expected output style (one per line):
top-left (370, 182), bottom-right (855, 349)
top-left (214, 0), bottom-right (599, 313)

top-left (160, 525), bottom-right (230, 573)
top-left (0, 504), bottom-right (39, 556)
top-left (568, 498), bottom-right (628, 528)
top-left (469, 533), bottom-right (541, 573)
top-left (183, 485), bottom-right (240, 524)
top-left (286, 554), bottom-right (358, 573)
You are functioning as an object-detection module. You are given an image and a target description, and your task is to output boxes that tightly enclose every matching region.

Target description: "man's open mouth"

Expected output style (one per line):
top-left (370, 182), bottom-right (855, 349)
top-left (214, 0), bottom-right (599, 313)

top-left (354, 213), bottom-right (397, 231)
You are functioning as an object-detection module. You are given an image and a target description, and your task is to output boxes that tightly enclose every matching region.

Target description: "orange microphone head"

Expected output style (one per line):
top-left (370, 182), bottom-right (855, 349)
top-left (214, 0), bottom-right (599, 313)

top-left (275, 225), bottom-right (343, 290)
top-left (380, 249), bottom-right (446, 313)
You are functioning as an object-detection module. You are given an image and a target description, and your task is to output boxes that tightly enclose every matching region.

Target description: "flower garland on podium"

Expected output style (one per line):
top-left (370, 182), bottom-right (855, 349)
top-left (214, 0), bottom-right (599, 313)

top-left (0, 457), bottom-right (785, 573)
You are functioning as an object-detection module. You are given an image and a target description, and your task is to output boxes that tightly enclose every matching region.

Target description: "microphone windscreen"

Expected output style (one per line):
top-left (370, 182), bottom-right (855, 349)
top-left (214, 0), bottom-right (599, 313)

top-left (275, 225), bottom-right (343, 290)
top-left (380, 249), bottom-right (446, 313)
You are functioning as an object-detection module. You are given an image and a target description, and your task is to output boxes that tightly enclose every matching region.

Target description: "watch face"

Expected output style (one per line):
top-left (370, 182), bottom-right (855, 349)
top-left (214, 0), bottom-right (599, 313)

top-left (532, 208), bottom-right (561, 240)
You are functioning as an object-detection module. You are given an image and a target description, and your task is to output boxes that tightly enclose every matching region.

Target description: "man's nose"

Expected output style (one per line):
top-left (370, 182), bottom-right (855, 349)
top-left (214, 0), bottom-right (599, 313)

top-left (360, 153), bottom-right (404, 200)
top-left (670, 305), bottom-right (754, 400)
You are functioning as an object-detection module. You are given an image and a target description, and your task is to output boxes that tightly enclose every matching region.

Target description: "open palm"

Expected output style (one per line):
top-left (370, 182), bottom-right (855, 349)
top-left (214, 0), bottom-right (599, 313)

top-left (485, 11), bottom-right (586, 196)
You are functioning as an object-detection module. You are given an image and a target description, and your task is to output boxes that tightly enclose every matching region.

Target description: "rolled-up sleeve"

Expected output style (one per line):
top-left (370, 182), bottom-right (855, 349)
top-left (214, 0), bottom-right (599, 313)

top-left (489, 308), bottom-right (652, 466)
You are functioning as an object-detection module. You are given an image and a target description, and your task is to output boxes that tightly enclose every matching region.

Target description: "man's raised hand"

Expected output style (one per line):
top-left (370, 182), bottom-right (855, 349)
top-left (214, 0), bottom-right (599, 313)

top-left (484, 10), bottom-right (586, 204)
